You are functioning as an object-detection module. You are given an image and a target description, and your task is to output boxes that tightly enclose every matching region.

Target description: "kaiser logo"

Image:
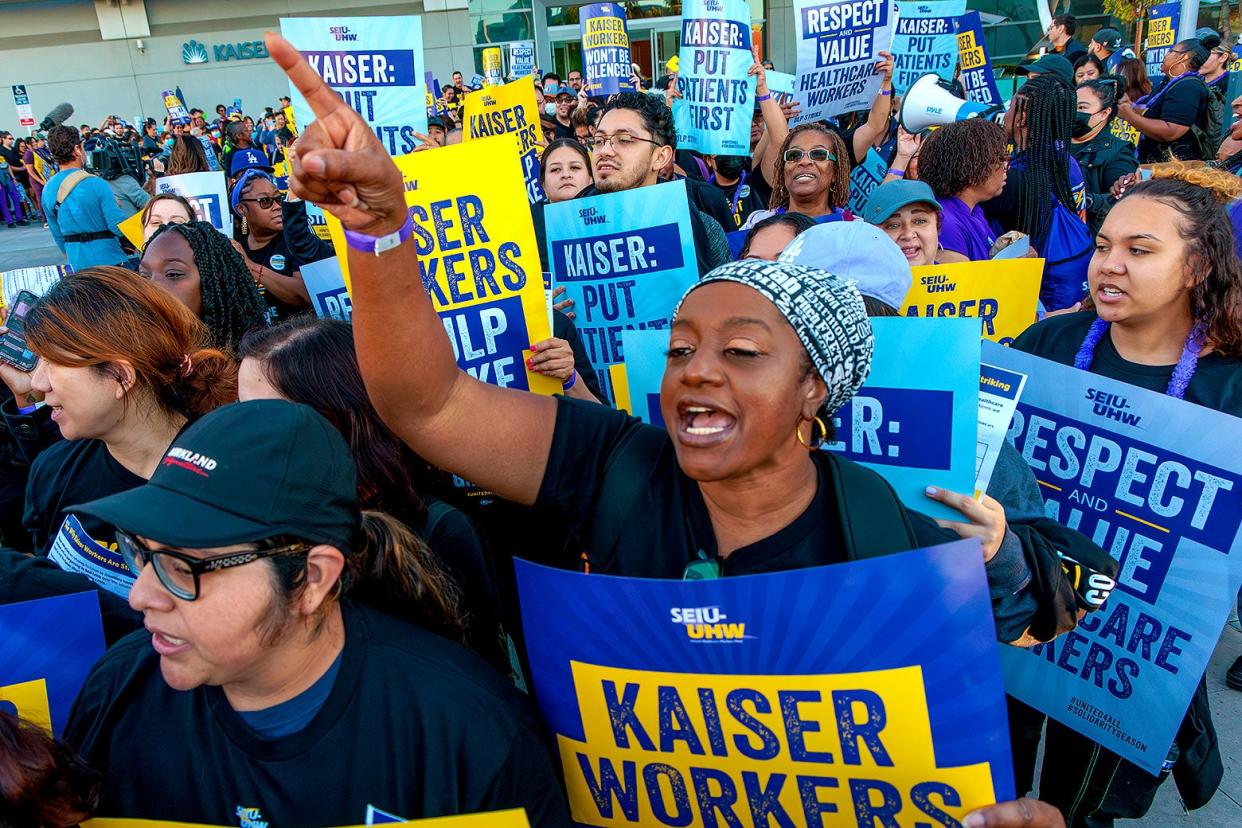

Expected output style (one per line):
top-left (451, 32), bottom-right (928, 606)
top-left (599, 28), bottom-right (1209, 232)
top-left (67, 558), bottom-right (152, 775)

top-left (182, 39), bottom-right (209, 65)
top-left (1085, 388), bottom-right (1141, 426)
top-left (669, 605), bottom-right (754, 642)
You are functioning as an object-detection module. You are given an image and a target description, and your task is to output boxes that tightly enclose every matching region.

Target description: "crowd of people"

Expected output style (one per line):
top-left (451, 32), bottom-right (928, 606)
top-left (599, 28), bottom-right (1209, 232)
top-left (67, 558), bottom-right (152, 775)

top-left (2, 16), bottom-right (1242, 828)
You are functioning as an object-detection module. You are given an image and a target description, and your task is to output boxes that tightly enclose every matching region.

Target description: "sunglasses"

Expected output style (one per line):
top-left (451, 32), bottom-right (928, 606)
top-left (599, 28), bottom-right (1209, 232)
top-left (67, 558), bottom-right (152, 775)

top-left (783, 148), bottom-right (836, 164)
top-left (239, 193), bottom-right (285, 210)
top-left (117, 530), bottom-right (310, 601)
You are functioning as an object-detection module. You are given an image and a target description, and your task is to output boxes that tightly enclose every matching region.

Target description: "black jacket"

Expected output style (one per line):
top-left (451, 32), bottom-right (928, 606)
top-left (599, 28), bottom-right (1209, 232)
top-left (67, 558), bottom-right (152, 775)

top-left (1070, 126), bottom-right (1138, 234)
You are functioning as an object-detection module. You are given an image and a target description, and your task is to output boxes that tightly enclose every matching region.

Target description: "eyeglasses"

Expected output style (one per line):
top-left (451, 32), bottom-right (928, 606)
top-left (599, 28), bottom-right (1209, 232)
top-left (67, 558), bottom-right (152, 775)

top-left (238, 193), bottom-right (284, 210)
top-left (117, 529), bottom-right (310, 601)
top-left (783, 148), bottom-right (836, 164)
top-left (588, 132), bottom-right (663, 151)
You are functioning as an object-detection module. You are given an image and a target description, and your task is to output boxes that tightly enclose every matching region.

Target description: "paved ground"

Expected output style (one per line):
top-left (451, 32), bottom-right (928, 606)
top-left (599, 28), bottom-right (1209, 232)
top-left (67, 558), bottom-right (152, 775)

top-left (2, 222), bottom-right (1239, 824)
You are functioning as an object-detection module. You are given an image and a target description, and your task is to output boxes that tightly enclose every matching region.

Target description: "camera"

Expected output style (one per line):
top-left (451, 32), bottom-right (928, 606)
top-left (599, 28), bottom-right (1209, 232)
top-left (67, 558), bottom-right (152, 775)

top-left (82, 134), bottom-right (147, 185)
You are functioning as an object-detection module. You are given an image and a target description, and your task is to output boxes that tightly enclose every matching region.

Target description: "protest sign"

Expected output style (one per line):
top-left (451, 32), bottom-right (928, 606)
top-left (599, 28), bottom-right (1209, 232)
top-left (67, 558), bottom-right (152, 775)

top-left (119, 210), bottom-right (145, 248)
top-left (483, 47), bottom-right (504, 86)
top-left (892, 1), bottom-right (965, 95)
top-left (765, 69), bottom-right (797, 105)
top-left (463, 77), bottom-right (546, 204)
top-left (955, 11), bottom-right (1002, 107)
top-left (84, 810), bottom-right (531, 828)
top-left (580, 4), bottom-right (635, 95)
top-left (155, 171), bottom-right (233, 237)
top-left (903, 258), bottom-right (1043, 346)
top-left (517, 541), bottom-right (1015, 827)
top-left (1110, 118), bottom-right (1140, 146)
top-left (47, 514), bottom-right (134, 598)
top-left (162, 89), bottom-right (190, 126)
top-left (545, 180), bottom-right (698, 401)
top-left (618, 329), bottom-right (669, 425)
top-left (300, 257), bottom-right (352, 321)
top-left (672, 0), bottom-right (756, 155)
top-left (425, 71), bottom-right (446, 118)
top-left (280, 15), bottom-right (427, 155)
top-left (846, 147), bottom-right (888, 213)
top-left (0, 592), bottom-right (105, 735)
top-left (198, 136), bottom-right (222, 171)
top-left (976, 363), bottom-right (1026, 496)
top-left (792, 0), bottom-right (896, 124)
top-left (324, 135), bottom-right (558, 395)
top-left (827, 317), bottom-right (978, 519)
top-left (987, 342), bottom-right (1242, 773)
top-left (0, 264), bottom-right (68, 307)
top-left (509, 40), bottom-right (536, 78)
top-left (1145, 3), bottom-right (1180, 79)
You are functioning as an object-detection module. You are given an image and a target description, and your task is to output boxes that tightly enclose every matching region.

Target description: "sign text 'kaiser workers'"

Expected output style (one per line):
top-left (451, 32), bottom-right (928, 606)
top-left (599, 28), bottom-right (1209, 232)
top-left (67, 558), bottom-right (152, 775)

top-left (517, 541), bottom-right (1015, 827)
top-left (989, 342), bottom-right (1242, 774)
top-left (280, 15), bottom-right (427, 155)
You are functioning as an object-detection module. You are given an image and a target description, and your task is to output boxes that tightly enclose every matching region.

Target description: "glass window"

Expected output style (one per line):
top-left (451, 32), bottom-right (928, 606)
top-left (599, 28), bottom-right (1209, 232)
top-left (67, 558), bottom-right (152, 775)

top-left (473, 11), bottom-right (534, 44)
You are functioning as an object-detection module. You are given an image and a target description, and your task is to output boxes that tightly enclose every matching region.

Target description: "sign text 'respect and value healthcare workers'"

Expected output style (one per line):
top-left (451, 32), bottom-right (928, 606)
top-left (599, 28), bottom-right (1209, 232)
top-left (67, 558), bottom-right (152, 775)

top-left (891, 0), bottom-right (966, 95)
top-left (545, 180), bottom-right (699, 402)
top-left (324, 135), bottom-right (559, 395)
top-left (580, 3), bottom-right (635, 95)
top-left (280, 15), bottom-right (428, 156)
top-left (988, 342), bottom-right (1242, 774)
top-left (793, 0), bottom-right (898, 124)
top-left (516, 540), bottom-right (1015, 827)
top-left (463, 77), bottom-right (546, 205)
top-left (673, 0), bottom-right (756, 156)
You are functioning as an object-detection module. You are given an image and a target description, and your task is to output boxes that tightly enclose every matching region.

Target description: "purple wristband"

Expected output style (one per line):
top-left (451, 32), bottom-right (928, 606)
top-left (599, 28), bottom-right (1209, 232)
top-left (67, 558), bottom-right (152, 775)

top-left (888, 167), bottom-right (905, 178)
top-left (343, 214), bottom-right (414, 255)
top-left (16, 403), bottom-right (37, 415)
top-left (562, 370), bottom-right (578, 391)
top-left (755, 93), bottom-right (771, 103)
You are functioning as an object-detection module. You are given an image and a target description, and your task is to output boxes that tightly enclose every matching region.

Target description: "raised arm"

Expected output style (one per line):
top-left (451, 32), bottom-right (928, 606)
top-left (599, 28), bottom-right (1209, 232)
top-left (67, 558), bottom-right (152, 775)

top-left (851, 51), bottom-right (895, 162)
top-left (268, 32), bottom-right (557, 506)
top-left (750, 63), bottom-right (790, 188)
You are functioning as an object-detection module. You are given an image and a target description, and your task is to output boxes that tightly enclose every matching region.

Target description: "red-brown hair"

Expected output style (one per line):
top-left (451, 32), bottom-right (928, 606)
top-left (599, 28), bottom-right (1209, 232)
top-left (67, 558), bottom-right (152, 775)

top-left (25, 266), bottom-right (238, 419)
top-left (0, 711), bottom-right (99, 827)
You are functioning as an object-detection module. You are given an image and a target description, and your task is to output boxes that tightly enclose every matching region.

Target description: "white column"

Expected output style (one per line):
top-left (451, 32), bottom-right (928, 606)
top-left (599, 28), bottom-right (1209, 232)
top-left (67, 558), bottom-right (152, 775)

top-left (1035, 0), bottom-right (1052, 32)
top-left (533, 0), bottom-right (553, 78)
top-left (1178, 0), bottom-right (1201, 42)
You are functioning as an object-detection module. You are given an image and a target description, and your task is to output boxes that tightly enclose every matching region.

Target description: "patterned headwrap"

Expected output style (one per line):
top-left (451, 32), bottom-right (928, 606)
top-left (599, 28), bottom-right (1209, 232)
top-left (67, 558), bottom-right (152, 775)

top-left (674, 259), bottom-right (873, 416)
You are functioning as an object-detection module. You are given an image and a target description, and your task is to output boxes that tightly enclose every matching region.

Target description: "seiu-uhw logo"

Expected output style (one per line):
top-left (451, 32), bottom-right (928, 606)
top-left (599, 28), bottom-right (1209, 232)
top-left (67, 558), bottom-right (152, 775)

top-left (704, 0), bottom-right (723, 10)
top-left (579, 206), bottom-right (606, 226)
top-left (329, 25), bottom-right (357, 41)
top-left (235, 806), bottom-right (268, 828)
top-left (1086, 388), bottom-right (1141, 426)
top-left (669, 605), bottom-right (753, 643)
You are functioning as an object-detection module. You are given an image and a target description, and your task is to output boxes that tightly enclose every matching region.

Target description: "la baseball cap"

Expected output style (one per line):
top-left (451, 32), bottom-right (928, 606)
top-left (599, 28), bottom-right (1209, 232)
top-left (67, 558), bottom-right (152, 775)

top-left (229, 146), bottom-right (273, 176)
top-left (74, 400), bottom-right (360, 551)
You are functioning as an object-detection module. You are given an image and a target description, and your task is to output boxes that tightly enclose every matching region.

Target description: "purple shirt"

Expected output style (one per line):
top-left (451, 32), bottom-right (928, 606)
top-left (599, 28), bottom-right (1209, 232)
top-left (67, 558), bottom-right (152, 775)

top-left (938, 195), bottom-right (997, 261)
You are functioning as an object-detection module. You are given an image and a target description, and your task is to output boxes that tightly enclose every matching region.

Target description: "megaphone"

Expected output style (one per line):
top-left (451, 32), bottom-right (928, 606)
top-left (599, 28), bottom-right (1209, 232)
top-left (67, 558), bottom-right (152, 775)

top-left (899, 73), bottom-right (1003, 132)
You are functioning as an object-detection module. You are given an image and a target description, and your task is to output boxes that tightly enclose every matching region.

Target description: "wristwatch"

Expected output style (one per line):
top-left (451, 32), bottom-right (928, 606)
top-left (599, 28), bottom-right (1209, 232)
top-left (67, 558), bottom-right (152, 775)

top-left (344, 214), bottom-right (414, 255)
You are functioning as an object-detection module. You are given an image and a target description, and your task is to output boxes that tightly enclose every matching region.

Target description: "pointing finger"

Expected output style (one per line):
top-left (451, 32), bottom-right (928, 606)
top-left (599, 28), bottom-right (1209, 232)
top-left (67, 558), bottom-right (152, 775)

top-left (265, 32), bottom-right (343, 123)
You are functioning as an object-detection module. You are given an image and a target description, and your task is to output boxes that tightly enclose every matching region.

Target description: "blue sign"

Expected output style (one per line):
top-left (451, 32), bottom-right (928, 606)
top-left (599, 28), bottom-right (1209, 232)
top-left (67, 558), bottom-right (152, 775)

top-left (955, 11), bottom-right (1002, 107)
top-left (515, 541), bottom-right (1016, 826)
top-left (281, 15), bottom-right (428, 156)
top-left (300, 257), bottom-right (352, 321)
top-left (580, 3), bottom-right (634, 95)
top-left (987, 341), bottom-right (1242, 774)
top-left (847, 147), bottom-right (888, 214)
top-left (0, 592), bottom-right (106, 736)
top-left (793, 0), bottom-right (897, 123)
top-left (619, 329), bottom-right (669, 426)
top-left (673, 0), bottom-right (756, 155)
top-left (1144, 3), bottom-right (1181, 79)
top-left (546, 181), bottom-right (698, 400)
top-left (892, 1), bottom-right (965, 95)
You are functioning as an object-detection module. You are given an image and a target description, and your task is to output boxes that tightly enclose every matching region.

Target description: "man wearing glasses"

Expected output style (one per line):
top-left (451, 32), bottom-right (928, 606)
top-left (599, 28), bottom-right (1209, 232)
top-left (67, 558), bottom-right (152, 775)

top-left (1118, 40), bottom-right (1211, 162)
top-left (566, 70), bottom-right (583, 92)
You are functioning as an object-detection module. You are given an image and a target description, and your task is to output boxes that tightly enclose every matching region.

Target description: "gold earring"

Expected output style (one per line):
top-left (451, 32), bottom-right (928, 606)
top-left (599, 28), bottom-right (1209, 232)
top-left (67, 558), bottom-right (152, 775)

top-left (796, 416), bottom-right (828, 450)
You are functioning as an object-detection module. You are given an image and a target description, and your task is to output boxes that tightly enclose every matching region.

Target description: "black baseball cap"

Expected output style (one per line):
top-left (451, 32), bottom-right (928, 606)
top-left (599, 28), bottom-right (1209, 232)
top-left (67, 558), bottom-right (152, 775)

top-left (1016, 53), bottom-right (1075, 85)
top-left (74, 400), bottom-right (360, 551)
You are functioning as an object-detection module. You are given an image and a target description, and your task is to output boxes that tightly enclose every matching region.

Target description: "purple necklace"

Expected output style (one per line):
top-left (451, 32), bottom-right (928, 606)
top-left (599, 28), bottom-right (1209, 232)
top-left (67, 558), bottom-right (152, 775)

top-left (1073, 317), bottom-right (1207, 399)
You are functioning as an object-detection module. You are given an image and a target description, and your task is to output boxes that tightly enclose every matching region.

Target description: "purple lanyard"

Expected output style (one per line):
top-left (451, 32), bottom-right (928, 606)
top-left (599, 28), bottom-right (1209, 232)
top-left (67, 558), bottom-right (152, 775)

top-left (1135, 71), bottom-right (1201, 111)
top-left (1073, 318), bottom-right (1206, 399)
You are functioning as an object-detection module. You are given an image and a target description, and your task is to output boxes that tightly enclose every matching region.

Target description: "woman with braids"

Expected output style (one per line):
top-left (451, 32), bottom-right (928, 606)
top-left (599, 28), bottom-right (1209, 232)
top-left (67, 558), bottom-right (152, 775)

top-left (916, 118), bottom-right (1009, 261)
top-left (1070, 79), bottom-right (1138, 234)
top-left (739, 124), bottom-right (852, 229)
top-left (987, 75), bottom-right (1094, 309)
top-left (139, 220), bottom-right (269, 351)
top-left (1013, 170), bottom-right (1242, 827)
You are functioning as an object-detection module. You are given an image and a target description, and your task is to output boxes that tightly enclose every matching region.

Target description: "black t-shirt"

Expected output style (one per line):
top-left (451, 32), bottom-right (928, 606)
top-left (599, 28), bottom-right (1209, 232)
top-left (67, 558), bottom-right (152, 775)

top-left (240, 201), bottom-right (331, 323)
top-left (552, 309), bottom-right (606, 402)
top-left (714, 174), bottom-right (769, 230)
top-left (1012, 311), bottom-right (1242, 417)
top-left (64, 601), bottom-right (572, 826)
top-left (23, 439), bottom-right (145, 556)
top-left (534, 396), bottom-right (964, 577)
top-left (0, 145), bottom-right (22, 167)
top-left (1138, 75), bottom-right (1209, 162)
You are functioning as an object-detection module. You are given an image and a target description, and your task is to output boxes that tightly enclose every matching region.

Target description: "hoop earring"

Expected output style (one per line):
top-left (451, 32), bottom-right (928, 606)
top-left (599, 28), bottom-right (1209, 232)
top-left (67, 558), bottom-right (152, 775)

top-left (796, 416), bottom-right (828, 450)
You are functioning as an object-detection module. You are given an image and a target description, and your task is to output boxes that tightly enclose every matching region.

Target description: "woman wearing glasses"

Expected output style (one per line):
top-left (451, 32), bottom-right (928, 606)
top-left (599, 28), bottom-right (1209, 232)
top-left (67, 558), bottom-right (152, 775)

top-left (740, 124), bottom-right (853, 229)
top-left (916, 118), bottom-right (1010, 262)
top-left (230, 169), bottom-right (325, 322)
top-left (63, 400), bottom-right (573, 825)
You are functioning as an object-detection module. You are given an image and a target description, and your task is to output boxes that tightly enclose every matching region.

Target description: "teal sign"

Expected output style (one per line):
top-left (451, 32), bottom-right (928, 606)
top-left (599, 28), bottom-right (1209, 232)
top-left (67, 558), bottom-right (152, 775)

top-left (181, 38), bottom-right (269, 65)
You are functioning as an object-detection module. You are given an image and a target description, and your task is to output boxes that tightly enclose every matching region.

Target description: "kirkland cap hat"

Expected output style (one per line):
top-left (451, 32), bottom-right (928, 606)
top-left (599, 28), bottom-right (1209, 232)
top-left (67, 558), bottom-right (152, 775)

top-left (228, 146), bottom-right (273, 176)
top-left (778, 222), bottom-right (913, 311)
top-left (74, 400), bottom-right (360, 550)
top-left (862, 180), bottom-right (942, 226)
top-left (1092, 28), bottom-right (1123, 51)
top-left (1016, 53), bottom-right (1075, 85)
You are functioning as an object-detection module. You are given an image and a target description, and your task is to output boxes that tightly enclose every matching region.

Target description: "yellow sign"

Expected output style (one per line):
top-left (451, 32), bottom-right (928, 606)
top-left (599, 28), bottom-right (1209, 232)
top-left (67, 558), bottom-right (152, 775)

top-left (1147, 18), bottom-right (1175, 49)
top-left (282, 104), bottom-right (297, 135)
top-left (85, 810), bottom-right (530, 828)
top-left (119, 209), bottom-right (145, 249)
top-left (957, 31), bottom-right (986, 70)
top-left (609, 363), bottom-right (631, 413)
top-left (462, 77), bottom-right (544, 202)
top-left (903, 258), bottom-right (1043, 345)
top-left (1110, 118), bottom-right (1140, 146)
top-left (0, 677), bottom-right (51, 733)
top-left (325, 135), bottom-right (559, 394)
top-left (558, 661), bottom-right (997, 826)
top-left (483, 47), bottom-right (503, 86)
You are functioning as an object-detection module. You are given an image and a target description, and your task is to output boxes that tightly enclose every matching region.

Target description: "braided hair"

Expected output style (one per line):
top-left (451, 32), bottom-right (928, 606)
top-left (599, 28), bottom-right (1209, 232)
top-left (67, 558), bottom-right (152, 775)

top-left (1010, 75), bottom-right (1077, 241)
top-left (768, 125), bottom-right (851, 212)
top-left (146, 220), bottom-right (268, 351)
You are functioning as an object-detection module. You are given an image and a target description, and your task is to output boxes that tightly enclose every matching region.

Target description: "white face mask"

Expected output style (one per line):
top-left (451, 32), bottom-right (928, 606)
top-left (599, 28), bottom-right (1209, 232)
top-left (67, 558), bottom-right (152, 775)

top-left (545, 102), bottom-right (558, 116)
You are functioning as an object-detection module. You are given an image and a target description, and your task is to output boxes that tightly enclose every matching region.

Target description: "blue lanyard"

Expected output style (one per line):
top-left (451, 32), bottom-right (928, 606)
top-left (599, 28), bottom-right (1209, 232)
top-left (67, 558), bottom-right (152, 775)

top-left (729, 170), bottom-right (748, 219)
